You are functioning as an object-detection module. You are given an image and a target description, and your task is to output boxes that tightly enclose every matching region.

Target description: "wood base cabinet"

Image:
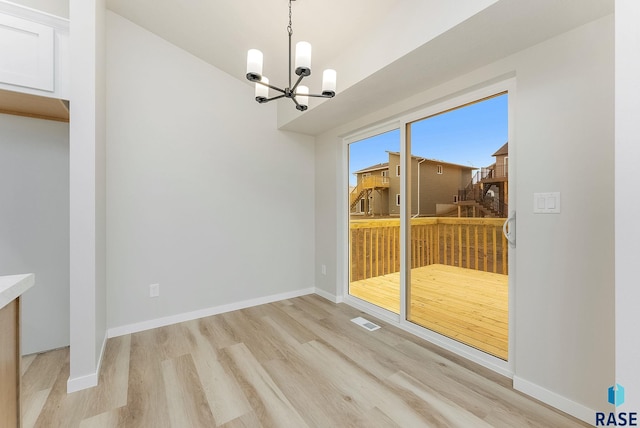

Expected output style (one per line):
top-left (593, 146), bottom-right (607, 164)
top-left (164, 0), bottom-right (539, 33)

top-left (0, 298), bottom-right (20, 428)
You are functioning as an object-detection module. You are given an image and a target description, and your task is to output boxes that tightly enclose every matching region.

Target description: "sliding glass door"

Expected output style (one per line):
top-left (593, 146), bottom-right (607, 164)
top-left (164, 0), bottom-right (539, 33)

top-left (347, 90), bottom-right (511, 362)
top-left (348, 129), bottom-right (401, 314)
top-left (406, 94), bottom-right (510, 360)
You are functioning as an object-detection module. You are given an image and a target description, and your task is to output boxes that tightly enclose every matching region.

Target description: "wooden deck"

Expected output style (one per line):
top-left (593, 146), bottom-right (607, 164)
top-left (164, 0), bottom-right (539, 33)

top-left (349, 264), bottom-right (508, 360)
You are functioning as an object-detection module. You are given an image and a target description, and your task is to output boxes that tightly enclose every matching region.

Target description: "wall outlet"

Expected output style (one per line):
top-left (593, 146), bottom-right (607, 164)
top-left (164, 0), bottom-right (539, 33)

top-left (321, 265), bottom-right (327, 275)
top-left (149, 283), bottom-right (160, 297)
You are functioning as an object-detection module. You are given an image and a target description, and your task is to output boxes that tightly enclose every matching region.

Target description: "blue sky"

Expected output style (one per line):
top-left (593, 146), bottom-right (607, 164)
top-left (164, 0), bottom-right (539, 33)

top-left (349, 94), bottom-right (508, 185)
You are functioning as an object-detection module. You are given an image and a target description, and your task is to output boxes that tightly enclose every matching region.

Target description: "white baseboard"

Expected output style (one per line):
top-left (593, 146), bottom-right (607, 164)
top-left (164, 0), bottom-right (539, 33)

top-left (107, 287), bottom-right (315, 338)
top-left (513, 375), bottom-right (596, 425)
top-left (67, 372), bottom-right (98, 393)
top-left (313, 287), bottom-right (343, 303)
top-left (67, 332), bottom-right (107, 393)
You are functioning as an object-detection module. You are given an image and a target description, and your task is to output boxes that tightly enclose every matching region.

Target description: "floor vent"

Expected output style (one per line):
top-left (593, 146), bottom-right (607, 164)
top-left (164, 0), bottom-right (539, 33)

top-left (351, 316), bottom-right (381, 331)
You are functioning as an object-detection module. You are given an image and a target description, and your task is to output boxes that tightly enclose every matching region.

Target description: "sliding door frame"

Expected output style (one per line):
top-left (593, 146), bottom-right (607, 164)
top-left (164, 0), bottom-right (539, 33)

top-left (342, 78), bottom-right (516, 378)
top-left (343, 120), bottom-right (402, 324)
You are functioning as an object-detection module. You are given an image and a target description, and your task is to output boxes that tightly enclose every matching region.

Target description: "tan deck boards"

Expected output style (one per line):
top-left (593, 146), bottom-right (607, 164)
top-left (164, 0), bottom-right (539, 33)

top-left (21, 295), bottom-right (586, 427)
top-left (349, 264), bottom-right (509, 360)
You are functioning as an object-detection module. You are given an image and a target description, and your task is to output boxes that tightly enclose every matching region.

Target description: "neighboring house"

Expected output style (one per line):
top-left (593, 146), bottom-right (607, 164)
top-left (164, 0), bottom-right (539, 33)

top-left (350, 162), bottom-right (390, 215)
top-left (350, 152), bottom-right (474, 217)
top-left (484, 142), bottom-right (509, 215)
top-left (489, 142), bottom-right (509, 179)
top-left (458, 142), bottom-right (509, 217)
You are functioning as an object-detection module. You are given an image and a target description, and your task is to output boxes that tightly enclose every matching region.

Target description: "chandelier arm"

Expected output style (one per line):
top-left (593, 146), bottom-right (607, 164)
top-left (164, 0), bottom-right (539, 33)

top-left (306, 93), bottom-right (335, 98)
top-left (258, 94), bottom-right (286, 103)
top-left (290, 74), bottom-right (305, 93)
top-left (254, 80), bottom-right (286, 94)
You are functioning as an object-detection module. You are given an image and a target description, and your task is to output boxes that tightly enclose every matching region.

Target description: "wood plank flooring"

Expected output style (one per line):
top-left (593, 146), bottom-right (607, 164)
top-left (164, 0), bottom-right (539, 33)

top-left (349, 264), bottom-right (508, 360)
top-left (21, 295), bottom-right (587, 427)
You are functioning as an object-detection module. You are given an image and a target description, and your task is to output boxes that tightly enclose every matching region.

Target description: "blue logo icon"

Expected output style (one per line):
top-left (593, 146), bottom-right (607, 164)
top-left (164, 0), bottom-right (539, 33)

top-left (609, 384), bottom-right (625, 407)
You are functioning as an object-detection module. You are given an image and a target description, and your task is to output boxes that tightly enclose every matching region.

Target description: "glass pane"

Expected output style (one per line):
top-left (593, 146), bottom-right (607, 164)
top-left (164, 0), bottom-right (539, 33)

top-left (406, 94), bottom-right (510, 360)
top-left (348, 129), bottom-right (401, 313)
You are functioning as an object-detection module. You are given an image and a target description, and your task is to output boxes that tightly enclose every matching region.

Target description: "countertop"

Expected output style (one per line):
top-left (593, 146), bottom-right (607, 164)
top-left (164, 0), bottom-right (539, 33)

top-left (0, 274), bottom-right (34, 310)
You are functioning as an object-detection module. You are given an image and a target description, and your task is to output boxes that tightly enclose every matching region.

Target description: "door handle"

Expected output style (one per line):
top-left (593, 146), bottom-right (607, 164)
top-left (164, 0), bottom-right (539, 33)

top-left (503, 211), bottom-right (516, 247)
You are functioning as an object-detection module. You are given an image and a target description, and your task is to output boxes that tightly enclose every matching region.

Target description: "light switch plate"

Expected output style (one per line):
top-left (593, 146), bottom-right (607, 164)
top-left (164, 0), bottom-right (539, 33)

top-left (533, 192), bottom-right (561, 214)
top-left (149, 283), bottom-right (160, 297)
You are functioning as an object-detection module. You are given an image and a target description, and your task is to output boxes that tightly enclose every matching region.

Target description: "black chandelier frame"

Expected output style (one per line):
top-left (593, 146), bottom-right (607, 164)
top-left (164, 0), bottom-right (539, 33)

top-left (245, 0), bottom-right (335, 111)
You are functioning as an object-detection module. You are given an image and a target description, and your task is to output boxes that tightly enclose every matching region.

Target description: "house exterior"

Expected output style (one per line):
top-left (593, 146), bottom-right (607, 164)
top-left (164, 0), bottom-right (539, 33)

top-left (489, 142), bottom-right (508, 179)
top-left (457, 142), bottom-right (509, 217)
top-left (350, 162), bottom-right (389, 215)
top-left (351, 152), bottom-right (474, 217)
top-left (388, 152), bottom-right (474, 217)
top-left (484, 142), bottom-right (509, 216)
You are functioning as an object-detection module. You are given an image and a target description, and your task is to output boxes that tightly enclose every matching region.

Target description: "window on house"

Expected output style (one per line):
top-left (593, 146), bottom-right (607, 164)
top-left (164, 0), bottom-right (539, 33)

top-left (437, 165), bottom-right (443, 174)
top-left (381, 170), bottom-right (388, 177)
top-left (453, 195), bottom-right (458, 203)
top-left (396, 193), bottom-right (400, 206)
top-left (396, 165), bottom-right (400, 176)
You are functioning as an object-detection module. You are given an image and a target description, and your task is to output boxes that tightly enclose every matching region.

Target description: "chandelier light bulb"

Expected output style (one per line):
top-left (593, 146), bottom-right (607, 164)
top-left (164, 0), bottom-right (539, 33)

top-left (322, 69), bottom-right (337, 97)
top-left (295, 42), bottom-right (311, 76)
top-left (246, 49), bottom-right (263, 81)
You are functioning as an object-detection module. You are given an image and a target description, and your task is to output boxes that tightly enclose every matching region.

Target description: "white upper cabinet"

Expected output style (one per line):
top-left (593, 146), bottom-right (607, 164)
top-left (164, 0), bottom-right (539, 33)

top-left (0, 2), bottom-right (69, 99)
top-left (0, 13), bottom-right (54, 91)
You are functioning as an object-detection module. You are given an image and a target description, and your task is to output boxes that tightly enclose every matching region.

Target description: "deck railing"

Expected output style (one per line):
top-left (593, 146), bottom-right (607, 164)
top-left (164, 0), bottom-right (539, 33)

top-left (350, 217), bottom-right (508, 282)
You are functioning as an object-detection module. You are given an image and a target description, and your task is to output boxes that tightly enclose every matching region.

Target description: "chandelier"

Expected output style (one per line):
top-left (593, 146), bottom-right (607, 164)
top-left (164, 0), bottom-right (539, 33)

top-left (245, 0), bottom-right (336, 111)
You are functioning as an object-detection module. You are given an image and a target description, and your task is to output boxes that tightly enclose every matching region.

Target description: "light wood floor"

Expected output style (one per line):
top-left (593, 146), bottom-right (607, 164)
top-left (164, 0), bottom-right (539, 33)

top-left (349, 264), bottom-right (508, 360)
top-left (21, 295), bottom-right (587, 427)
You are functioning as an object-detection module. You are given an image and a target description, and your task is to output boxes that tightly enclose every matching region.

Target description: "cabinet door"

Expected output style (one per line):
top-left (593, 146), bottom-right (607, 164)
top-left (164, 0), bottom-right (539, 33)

top-left (0, 13), bottom-right (54, 91)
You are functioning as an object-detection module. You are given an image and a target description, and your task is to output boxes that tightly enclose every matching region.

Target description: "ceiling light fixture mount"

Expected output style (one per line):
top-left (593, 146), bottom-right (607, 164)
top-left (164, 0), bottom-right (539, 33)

top-left (246, 0), bottom-right (336, 111)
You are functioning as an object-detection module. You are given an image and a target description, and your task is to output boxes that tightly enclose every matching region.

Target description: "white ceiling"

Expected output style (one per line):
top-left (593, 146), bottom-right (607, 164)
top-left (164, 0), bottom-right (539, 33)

top-left (106, 0), bottom-right (399, 92)
top-left (106, 0), bottom-right (614, 135)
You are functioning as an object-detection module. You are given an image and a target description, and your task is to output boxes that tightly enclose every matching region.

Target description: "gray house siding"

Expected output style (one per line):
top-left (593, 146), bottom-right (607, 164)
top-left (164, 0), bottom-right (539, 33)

top-left (388, 153), bottom-right (421, 216)
top-left (420, 162), bottom-right (472, 215)
top-left (388, 153), bottom-right (473, 216)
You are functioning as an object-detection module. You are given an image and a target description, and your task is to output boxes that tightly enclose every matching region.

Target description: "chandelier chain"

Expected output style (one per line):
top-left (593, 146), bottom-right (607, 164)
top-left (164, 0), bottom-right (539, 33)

top-left (287, 0), bottom-right (293, 36)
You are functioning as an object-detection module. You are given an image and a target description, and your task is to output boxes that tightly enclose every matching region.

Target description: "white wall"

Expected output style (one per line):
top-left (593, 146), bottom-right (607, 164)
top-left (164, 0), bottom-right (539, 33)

top-left (0, 113), bottom-right (69, 354)
top-left (615, 0), bottom-right (640, 413)
top-left (105, 13), bottom-right (315, 330)
top-left (315, 15), bottom-right (614, 422)
top-left (94, 0), bottom-right (107, 385)
top-left (512, 15), bottom-right (614, 420)
top-left (68, 0), bottom-right (107, 392)
top-left (6, 0), bottom-right (68, 18)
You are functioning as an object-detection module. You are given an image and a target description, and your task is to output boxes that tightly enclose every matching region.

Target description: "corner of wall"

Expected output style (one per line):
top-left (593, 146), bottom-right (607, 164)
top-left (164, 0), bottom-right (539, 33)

top-left (313, 287), bottom-right (343, 304)
top-left (513, 376), bottom-right (596, 425)
top-left (66, 330), bottom-right (107, 393)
